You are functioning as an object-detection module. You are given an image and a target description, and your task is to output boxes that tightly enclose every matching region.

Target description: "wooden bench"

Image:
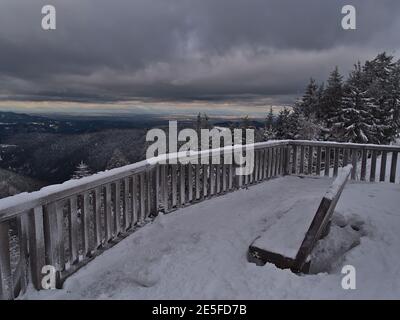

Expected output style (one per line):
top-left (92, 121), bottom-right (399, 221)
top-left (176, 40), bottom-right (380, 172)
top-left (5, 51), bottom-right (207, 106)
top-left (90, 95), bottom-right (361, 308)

top-left (248, 165), bottom-right (353, 273)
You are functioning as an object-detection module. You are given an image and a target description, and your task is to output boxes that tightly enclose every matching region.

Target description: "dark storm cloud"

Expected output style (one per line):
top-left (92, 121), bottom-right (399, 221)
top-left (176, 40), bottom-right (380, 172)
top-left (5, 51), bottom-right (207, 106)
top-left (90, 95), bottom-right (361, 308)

top-left (0, 0), bottom-right (400, 104)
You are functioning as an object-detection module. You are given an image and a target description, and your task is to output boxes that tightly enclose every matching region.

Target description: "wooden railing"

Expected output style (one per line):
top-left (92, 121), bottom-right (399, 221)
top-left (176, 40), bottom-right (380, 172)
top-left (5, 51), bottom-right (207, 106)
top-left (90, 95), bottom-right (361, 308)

top-left (0, 140), bottom-right (399, 299)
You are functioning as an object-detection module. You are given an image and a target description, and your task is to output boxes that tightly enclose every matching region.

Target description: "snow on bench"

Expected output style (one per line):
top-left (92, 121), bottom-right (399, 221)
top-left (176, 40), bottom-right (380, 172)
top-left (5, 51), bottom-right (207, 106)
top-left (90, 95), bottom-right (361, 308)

top-left (249, 165), bottom-right (353, 273)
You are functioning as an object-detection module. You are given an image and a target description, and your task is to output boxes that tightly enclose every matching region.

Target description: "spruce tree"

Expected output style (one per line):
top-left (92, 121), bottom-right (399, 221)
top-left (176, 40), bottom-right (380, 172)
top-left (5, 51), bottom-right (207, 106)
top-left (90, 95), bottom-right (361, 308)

top-left (72, 161), bottom-right (91, 179)
top-left (295, 78), bottom-right (319, 119)
top-left (340, 63), bottom-right (374, 143)
top-left (363, 52), bottom-right (397, 143)
top-left (322, 67), bottom-right (344, 136)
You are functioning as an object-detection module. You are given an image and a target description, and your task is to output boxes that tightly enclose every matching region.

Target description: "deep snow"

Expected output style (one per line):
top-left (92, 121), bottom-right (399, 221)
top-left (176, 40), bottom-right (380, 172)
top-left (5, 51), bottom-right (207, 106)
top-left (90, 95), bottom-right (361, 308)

top-left (23, 176), bottom-right (400, 300)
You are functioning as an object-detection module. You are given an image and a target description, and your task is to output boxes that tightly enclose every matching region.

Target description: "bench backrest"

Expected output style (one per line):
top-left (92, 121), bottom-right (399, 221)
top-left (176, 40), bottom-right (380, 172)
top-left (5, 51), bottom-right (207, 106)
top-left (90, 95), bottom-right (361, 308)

top-left (292, 165), bottom-right (353, 272)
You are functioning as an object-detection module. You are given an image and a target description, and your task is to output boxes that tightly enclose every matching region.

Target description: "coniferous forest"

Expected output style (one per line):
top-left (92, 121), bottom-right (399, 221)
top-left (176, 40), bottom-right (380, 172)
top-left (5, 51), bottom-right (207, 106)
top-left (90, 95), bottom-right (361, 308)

top-left (265, 52), bottom-right (400, 144)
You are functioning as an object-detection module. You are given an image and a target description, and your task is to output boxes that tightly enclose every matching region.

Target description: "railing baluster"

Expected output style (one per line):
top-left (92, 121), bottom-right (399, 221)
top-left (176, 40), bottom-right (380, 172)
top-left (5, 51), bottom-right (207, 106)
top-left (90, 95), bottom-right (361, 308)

top-left (146, 171), bottom-right (152, 216)
top-left (324, 147), bottom-right (330, 177)
top-left (202, 164), bottom-right (208, 197)
top-left (0, 221), bottom-right (12, 300)
top-left (228, 164), bottom-right (234, 190)
top-left (69, 196), bottom-right (79, 264)
top-left (259, 149), bottom-right (265, 180)
top-left (222, 164), bottom-right (227, 192)
top-left (370, 150), bottom-right (377, 182)
top-left (104, 184), bottom-right (112, 241)
top-left (351, 149), bottom-right (358, 180)
top-left (188, 164), bottom-right (193, 201)
top-left (333, 148), bottom-right (339, 177)
top-left (216, 164), bottom-right (222, 192)
top-left (180, 164), bottom-right (186, 205)
top-left (292, 145), bottom-right (297, 175)
top-left (44, 201), bottom-right (64, 283)
top-left (235, 154), bottom-right (242, 188)
top-left (380, 151), bottom-right (387, 182)
top-left (28, 206), bottom-right (46, 290)
top-left (123, 178), bottom-right (130, 230)
top-left (316, 146), bottom-right (321, 176)
top-left (153, 166), bottom-right (160, 214)
top-left (139, 173), bottom-right (146, 222)
top-left (15, 214), bottom-right (29, 296)
top-left (210, 164), bottom-right (216, 195)
top-left (195, 164), bottom-right (201, 199)
top-left (275, 147), bottom-right (282, 176)
top-left (171, 165), bottom-right (178, 207)
top-left (264, 148), bottom-right (269, 178)
top-left (307, 146), bottom-right (313, 175)
top-left (254, 151), bottom-right (259, 182)
top-left (269, 147), bottom-right (274, 178)
top-left (390, 151), bottom-right (398, 183)
top-left (114, 181), bottom-right (121, 235)
top-left (299, 146), bottom-right (305, 174)
top-left (93, 188), bottom-right (102, 247)
top-left (131, 176), bottom-right (138, 225)
top-left (82, 192), bottom-right (91, 257)
top-left (361, 149), bottom-right (367, 181)
top-left (343, 148), bottom-right (349, 167)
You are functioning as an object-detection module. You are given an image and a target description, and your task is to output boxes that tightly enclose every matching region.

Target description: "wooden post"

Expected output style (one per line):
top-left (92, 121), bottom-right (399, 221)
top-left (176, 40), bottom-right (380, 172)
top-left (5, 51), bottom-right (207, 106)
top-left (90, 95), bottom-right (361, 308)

top-left (316, 146), bottom-right (321, 176)
top-left (14, 214), bottom-right (29, 296)
top-left (188, 164), bottom-right (193, 201)
top-left (28, 207), bottom-right (46, 290)
top-left (93, 188), bottom-right (102, 247)
top-left (333, 148), bottom-right (339, 177)
top-left (299, 146), bottom-right (305, 174)
top-left (180, 164), bottom-right (186, 205)
top-left (195, 164), bottom-right (201, 199)
top-left (171, 165), bottom-right (178, 207)
top-left (131, 176), bottom-right (138, 225)
top-left (390, 151), bottom-right (398, 183)
top-left (351, 149), bottom-right (358, 180)
top-left (0, 221), bottom-right (12, 300)
top-left (139, 173), bottom-right (146, 222)
top-left (360, 148), bottom-right (367, 181)
top-left (203, 164), bottom-right (208, 197)
top-left (324, 147), bottom-right (330, 177)
top-left (307, 146), bottom-right (313, 175)
top-left (82, 192), bottom-right (91, 256)
top-left (380, 151), bottom-right (387, 182)
top-left (114, 181), bottom-right (121, 235)
top-left (370, 150), bottom-right (377, 182)
top-left (292, 145), bottom-right (297, 175)
top-left (123, 178), bottom-right (130, 230)
top-left (104, 184), bottom-right (112, 241)
top-left (44, 202), bottom-right (64, 286)
top-left (343, 148), bottom-right (349, 167)
top-left (146, 170), bottom-right (152, 216)
top-left (68, 196), bottom-right (79, 264)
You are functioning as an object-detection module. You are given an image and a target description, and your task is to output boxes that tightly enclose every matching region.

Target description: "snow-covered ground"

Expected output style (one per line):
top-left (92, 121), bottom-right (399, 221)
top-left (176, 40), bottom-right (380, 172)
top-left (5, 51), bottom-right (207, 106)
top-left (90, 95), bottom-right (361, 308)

top-left (23, 176), bottom-right (400, 300)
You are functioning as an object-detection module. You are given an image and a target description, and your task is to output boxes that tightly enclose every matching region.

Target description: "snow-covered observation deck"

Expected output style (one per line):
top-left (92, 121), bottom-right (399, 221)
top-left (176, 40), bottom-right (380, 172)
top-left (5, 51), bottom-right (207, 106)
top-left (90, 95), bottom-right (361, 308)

top-left (1, 140), bottom-right (400, 299)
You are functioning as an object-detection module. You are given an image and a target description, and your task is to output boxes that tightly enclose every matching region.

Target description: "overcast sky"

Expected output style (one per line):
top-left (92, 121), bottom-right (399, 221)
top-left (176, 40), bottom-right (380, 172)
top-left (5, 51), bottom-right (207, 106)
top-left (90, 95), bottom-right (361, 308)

top-left (0, 0), bottom-right (399, 114)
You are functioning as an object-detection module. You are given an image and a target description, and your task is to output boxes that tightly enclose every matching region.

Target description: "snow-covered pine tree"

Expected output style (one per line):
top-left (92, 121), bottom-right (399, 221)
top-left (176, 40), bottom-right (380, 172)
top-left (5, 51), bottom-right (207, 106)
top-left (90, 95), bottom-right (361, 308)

top-left (263, 107), bottom-right (276, 140)
top-left (363, 52), bottom-right (396, 144)
top-left (275, 108), bottom-right (297, 139)
top-left (295, 78), bottom-right (319, 119)
top-left (340, 62), bottom-right (375, 143)
top-left (315, 82), bottom-right (325, 121)
top-left (72, 161), bottom-right (91, 179)
top-left (322, 67), bottom-right (344, 137)
top-left (107, 148), bottom-right (129, 169)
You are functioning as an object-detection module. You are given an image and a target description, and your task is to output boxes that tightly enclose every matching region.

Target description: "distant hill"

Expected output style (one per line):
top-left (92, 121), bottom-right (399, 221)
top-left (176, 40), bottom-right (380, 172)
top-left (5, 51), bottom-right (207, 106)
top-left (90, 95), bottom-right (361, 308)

top-left (0, 168), bottom-right (45, 199)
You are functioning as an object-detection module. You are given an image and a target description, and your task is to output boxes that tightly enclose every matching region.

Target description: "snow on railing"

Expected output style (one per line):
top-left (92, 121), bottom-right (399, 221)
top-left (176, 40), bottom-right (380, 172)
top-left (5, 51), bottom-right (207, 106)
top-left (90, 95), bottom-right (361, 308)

top-left (0, 140), bottom-right (399, 299)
